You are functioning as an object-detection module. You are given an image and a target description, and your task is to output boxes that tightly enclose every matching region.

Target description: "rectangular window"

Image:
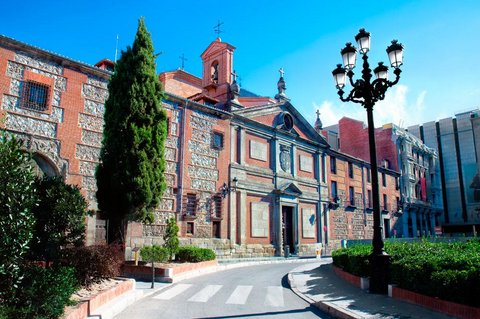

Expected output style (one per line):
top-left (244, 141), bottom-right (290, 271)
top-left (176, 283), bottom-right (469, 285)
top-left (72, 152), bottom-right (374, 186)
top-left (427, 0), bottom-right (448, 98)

top-left (383, 194), bottom-right (388, 211)
top-left (185, 193), bottom-right (198, 216)
top-left (330, 156), bottom-right (337, 174)
top-left (367, 168), bottom-right (371, 183)
top-left (395, 177), bottom-right (399, 190)
top-left (349, 186), bottom-right (355, 206)
top-left (382, 173), bottom-right (386, 187)
top-left (212, 131), bottom-right (224, 149)
top-left (396, 196), bottom-right (401, 211)
top-left (367, 190), bottom-right (372, 208)
top-left (21, 81), bottom-right (50, 112)
top-left (348, 162), bottom-right (354, 178)
top-left (212, 194), bottom-right (222, 219)
top-left (331, 181), bottom-right (338, 200)
top-left (186, 222), bottom-right (194, 235)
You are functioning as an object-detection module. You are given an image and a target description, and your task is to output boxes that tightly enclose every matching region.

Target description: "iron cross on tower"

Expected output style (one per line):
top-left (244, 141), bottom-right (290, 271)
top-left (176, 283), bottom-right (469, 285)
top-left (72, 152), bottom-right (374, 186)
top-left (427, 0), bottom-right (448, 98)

top-left (179, 53), bottom-right (188, 70)
top-left (214, 20), bottom-right (224, 38)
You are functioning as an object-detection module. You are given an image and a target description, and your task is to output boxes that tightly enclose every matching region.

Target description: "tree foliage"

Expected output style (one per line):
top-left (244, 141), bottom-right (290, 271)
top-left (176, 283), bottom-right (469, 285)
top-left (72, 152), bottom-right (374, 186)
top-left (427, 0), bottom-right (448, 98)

top-left (164, 217), bottom-right (179, 261)
top-left (0, 131), bottom-right (37, 298)
top-left (29, 176), bottom-right (90, 263)
top-left (96, 17), bottom-right (167, 241)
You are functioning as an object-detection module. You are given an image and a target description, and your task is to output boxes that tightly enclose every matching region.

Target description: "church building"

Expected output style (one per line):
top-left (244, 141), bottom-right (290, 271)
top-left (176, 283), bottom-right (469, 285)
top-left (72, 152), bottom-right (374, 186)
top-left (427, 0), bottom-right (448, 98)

top-left (0, 34), bottom-right (405, 258)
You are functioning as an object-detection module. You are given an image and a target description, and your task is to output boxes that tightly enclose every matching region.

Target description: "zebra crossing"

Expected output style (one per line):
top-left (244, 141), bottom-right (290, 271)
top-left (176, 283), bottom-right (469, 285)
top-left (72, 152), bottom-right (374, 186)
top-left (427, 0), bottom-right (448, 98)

top-left (152, 283), bottom-right (286, 307)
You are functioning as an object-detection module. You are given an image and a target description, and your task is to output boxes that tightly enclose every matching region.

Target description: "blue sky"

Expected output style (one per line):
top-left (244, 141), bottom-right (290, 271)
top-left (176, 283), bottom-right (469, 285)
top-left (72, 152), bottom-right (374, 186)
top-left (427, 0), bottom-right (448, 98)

top-left (2, 1), bottom-right (479, 128)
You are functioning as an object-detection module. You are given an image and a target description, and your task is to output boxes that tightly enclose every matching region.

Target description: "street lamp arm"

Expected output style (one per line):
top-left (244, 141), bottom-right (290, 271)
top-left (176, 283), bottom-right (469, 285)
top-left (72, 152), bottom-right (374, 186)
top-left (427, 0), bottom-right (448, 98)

top-left (347, 70), bottom-right (356, 87)
top-left (388, 68), bottom-right (402, 86)
top-left (337, 88), bottom-right (363, 104)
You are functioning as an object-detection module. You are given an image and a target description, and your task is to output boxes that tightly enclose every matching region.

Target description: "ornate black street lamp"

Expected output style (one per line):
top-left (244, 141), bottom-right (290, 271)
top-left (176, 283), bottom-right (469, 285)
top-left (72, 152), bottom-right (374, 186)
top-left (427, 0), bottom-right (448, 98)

top-left (332, 28), bottom-right (404, 294)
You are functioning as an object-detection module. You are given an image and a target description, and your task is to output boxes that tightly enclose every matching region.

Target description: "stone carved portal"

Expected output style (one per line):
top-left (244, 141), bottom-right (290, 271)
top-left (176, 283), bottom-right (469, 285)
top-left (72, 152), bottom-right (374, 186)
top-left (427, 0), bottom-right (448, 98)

top-left (282, 206), bottom-right (295, 254)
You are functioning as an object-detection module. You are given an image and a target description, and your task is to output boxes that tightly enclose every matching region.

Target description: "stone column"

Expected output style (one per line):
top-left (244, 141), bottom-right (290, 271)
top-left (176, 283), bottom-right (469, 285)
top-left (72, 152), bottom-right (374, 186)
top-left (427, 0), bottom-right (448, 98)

top-left (314, 151), bottom-right (321, 183)
top-left (430, 212), bottom-right (436, 237)
top-left (402, 210), bottom-right (409, 238)
top-left (411, 209), bottom-right (418, 237)
top-left (239, 190), bottom-right (247, 245)
top-left (229, 190), bottom-right (237, 243)
top-left (231, 125), bottom-right (237, 164)
top-left (321, 152), bottom-right (327, 183)
top-left (238, 126), bottom-right (245, 165)
top-left (291, 144), bottom-right (296, 177)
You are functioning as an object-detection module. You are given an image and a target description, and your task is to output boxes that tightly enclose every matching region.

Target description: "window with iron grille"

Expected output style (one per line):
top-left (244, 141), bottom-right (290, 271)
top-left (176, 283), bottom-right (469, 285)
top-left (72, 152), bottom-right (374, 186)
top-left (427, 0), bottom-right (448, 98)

top-left (212, 194), bottom-right (222, 219)
top-left (184, 193), bottom-right (198, 216)
top-left (212, 131), bottom-right (224, 149)
top-left (21, 81), bottom-right (50, 112)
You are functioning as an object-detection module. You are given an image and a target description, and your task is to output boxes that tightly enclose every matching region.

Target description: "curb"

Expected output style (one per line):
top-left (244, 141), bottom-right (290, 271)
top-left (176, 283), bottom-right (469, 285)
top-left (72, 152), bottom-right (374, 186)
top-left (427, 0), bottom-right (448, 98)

top-left (287, 265), bottom-right (364, 319)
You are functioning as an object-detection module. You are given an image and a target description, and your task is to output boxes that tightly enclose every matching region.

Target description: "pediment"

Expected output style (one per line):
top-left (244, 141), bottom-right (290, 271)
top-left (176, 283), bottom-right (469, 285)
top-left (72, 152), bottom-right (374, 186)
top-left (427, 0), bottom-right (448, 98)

top-left (233, 101), bottom-right (329, 147)
top-left (201, 40), bottom-right (235, 59)
top-left (276, 182), bottom-right (303, 197)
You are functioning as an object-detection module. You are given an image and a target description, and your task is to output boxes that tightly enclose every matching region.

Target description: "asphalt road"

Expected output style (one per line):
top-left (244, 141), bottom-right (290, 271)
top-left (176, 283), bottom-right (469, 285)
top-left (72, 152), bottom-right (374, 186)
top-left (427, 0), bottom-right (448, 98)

top-left (114, 262), bottom-right (333, 319)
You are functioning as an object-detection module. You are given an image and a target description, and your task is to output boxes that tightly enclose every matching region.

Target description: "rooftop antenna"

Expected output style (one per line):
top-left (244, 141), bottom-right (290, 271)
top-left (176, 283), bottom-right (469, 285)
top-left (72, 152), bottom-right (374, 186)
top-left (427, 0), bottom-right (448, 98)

top-left (214, 20), bottom-right (224, 38)
top-left (114, 34), bottom-right (119, 62)
top-left (179, 53), bottom-right (188, 70)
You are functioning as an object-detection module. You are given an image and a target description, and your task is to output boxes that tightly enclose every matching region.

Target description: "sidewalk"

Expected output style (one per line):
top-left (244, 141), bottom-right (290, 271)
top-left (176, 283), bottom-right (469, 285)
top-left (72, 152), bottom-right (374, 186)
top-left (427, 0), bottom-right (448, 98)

top-left (288, 261), bottom-right (457, 319)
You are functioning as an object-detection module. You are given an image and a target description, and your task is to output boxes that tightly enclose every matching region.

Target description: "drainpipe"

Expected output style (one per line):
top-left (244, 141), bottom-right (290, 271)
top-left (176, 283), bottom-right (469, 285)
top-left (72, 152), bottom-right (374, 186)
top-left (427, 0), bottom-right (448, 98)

top-left (177, 99), bottom-right (188, 218)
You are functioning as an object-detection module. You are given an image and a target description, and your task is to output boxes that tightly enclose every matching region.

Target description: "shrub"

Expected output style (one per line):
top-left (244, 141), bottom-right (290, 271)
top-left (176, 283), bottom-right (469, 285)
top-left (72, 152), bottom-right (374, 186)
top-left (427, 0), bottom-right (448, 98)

top-left (60, 245), bottom-right (123, 287)
top-left (176, 247), bottom-right (216, 263)
top-left (334, 240), bottom-right (480, 307)
top-left (332, 245), bottom-right (370, 277)
top-left (0, 131), bottom-right (37, 299)
top-left (29, 176), bottom-right (90, 263)
top-left (140, 245), bottom-right (169, 264)
top-left (4, 265), bottom-right (78, 319)
top-left (163, 218), bottom-right (179, 261)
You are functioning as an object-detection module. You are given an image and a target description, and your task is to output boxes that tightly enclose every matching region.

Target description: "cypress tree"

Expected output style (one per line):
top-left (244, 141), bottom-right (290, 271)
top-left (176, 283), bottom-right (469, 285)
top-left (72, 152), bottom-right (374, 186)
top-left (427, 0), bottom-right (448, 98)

top-left (96, 17), bottom-right (167, 243)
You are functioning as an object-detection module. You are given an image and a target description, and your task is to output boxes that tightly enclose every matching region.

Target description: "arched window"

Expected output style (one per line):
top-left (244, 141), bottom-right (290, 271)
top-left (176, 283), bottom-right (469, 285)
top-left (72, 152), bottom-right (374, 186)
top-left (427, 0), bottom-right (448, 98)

top-left (211, 61), bottom-right (219, 83)
top-left (30, 153), bottom-right (59, 177)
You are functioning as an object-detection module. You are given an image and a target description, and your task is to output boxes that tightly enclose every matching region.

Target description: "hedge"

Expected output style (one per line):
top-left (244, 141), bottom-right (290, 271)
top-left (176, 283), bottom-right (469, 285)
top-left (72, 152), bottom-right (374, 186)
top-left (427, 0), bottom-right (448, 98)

top-left (176, 247), bottom-right (216, 263)
top-left (332, 239), bottom-right (480, 307)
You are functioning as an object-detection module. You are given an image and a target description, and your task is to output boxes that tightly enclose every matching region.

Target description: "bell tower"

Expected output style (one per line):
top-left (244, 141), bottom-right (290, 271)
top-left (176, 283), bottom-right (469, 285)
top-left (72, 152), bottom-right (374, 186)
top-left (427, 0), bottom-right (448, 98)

top-left (200, 38), bottom-right (236, 102)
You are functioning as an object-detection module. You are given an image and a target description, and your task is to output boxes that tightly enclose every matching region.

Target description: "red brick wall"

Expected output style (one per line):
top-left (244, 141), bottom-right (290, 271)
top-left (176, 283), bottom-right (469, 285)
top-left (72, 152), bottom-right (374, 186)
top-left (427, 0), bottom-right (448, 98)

top-left (0, 47), bottom-right (15, 127)
top-left (57, 68), bottom-right (87, 187)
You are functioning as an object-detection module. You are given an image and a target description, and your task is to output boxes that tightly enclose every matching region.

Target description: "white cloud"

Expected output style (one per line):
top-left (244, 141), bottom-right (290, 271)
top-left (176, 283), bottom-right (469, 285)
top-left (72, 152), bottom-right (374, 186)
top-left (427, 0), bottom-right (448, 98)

top-left (314, 85), bottom-right (429, 129)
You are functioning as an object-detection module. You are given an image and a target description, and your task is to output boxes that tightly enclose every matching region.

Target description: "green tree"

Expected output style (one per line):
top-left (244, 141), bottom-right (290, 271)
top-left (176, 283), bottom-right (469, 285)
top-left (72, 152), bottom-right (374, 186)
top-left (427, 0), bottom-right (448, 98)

top-left (29, 176), bottom-right (90, 263)
top-left (140, 245), bottom-right (168, 288)
top-left (96, 17), bottom-right (167, 243)
top-left (0, 131), bottom-right (37, 300)
top-left (164, 217), bottom-right (179, 261)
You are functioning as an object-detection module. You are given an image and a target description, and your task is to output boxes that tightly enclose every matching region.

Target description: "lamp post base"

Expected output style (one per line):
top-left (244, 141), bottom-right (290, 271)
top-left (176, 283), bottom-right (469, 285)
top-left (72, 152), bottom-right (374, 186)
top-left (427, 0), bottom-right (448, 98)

top-left (369, 251), bottom-right (390, 294)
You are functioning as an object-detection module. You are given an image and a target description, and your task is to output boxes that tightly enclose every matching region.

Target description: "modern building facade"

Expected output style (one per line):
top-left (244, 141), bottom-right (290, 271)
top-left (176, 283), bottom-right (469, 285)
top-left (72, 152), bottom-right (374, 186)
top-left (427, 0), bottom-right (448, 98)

top-left (408, 110), bottom-right (480, 235)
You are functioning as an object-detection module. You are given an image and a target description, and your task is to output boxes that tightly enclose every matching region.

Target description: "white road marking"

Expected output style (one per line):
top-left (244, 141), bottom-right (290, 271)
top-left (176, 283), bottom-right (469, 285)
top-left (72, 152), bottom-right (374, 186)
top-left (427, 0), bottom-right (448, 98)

top-left (152, 284), bottom-right (192, 300)
top-left (225, 285), bottom-right (253, 305)
top-left (264, 286), bottom-right (284, 307)
top-left (188, 285), bottom-right (223, 302)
